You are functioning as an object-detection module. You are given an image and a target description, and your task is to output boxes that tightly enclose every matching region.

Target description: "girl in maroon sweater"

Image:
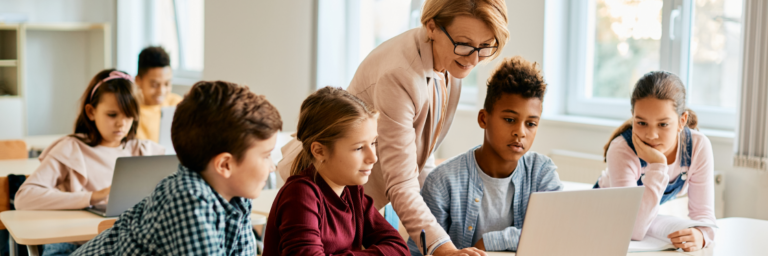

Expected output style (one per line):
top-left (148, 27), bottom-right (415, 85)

top-left (263, 87), bottom-right (408, 256)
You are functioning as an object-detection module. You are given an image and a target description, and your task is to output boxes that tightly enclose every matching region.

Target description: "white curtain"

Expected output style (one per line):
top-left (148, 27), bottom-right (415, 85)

top-left (734, 0), bottom-right (768, 170)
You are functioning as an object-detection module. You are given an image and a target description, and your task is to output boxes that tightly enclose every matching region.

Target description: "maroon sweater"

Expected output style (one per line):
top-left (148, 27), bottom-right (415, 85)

top-left (263, 169), bottom-right (408, 256)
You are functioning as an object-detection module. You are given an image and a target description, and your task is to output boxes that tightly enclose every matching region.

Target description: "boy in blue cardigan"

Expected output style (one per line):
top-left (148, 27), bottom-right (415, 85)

top-left (410, 56), bottom-right (563, 254)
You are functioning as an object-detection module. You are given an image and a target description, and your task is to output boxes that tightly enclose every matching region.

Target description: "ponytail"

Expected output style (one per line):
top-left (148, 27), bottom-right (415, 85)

top-left (603, 119), bottom-right (633, 162)
top-left (290, 149), bottom-right (315, 177)
top-left (685, 108), bottom-right (698, 130)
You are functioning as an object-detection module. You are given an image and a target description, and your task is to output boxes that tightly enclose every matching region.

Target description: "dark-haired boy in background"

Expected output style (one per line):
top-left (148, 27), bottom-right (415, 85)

top-left (135, 46), bottom-right (183, 142)
top-left (408, 56), bottom-right (563, 254)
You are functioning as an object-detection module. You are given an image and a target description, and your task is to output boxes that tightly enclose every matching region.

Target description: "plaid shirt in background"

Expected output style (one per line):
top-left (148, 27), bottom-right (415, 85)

top-left (73, 165), bottom-right (256, 256)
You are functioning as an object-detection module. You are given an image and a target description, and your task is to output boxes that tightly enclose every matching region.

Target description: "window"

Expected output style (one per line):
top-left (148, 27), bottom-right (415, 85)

top-left (567, 0), bottom-right (743, 130)
top-left (316, 0), bottom-right (480, 106)
top-left (152, 0), bottom-right (204, 84)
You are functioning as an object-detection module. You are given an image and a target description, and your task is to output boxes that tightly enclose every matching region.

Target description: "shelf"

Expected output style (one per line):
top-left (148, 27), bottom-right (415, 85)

top-left (26, 23), bottom-right (108, 31)
top-left (0, 24), bottom-right (20, 30)
top-left (0, 60), bottom-right (17, 67)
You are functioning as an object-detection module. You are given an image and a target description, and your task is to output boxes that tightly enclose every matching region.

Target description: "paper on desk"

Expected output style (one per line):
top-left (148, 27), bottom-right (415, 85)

top-left (629, 236), bottom-right (674, 252)
top-left (628, 215), bottom-right (718, 252)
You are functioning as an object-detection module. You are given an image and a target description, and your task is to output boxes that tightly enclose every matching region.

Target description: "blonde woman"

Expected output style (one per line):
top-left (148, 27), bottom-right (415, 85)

top-left (279, 1), bottom-right (509, 255)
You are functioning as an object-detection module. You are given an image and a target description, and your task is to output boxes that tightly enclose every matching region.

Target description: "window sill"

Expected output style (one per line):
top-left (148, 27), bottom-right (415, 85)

top-left (172, 76), bottom-right (199, 87)
top-left (453, 106), bottom-right (734, 144)
top-left (542, 114), bottom-right (735, 144)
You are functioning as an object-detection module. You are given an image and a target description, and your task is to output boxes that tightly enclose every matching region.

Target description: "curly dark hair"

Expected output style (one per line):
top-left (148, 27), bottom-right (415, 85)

top-left (171, 81), bottom-right (283, 172)
top-left (483, 56), bottom-right (547, 111)
top-left (137, 46), bottom-right (171, 77)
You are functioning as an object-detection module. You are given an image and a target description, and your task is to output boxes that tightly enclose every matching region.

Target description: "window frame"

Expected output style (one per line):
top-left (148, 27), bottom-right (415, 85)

top-left (565, 0), bottom-right (739, 131)
top-left (168, 0), bottom-right (203, 85)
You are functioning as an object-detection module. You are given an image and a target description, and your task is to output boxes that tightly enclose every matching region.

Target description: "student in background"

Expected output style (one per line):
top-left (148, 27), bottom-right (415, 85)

top-left (134, 46), bottom-right (183, 143)
top-left (413, 57), bottom-right (562, 254)
top-left (15, 69), bottom-right (165, 255)
top-left (263, 87), bottom-right (408, 255)
top-left (595, 71), bottom-right (715, 252)
top-left (73, 80), bottom-right (282, 255)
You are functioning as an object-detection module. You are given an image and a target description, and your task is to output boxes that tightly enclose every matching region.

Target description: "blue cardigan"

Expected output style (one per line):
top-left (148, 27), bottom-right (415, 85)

top-left (409, 146), bottom-right (563, 254)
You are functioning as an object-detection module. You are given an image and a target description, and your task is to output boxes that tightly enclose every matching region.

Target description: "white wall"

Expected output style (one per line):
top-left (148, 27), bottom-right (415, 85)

top-left (435, 0), bottom-right (768, 220)
top-left (0, 0), bottom-right (117, 67)
top-left (0, 0), bottom-right (117, 136)
top-left (203, 0), bottom-right (315, 131)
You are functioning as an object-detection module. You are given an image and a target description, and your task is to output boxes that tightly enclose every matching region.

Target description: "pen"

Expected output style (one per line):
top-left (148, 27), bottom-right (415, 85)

top-left (421, 229), bottom-right (427, 255)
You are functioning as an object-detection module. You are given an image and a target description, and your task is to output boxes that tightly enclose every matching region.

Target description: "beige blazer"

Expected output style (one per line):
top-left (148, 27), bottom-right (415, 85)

top-left (278, 27), bottom-right (461, 251)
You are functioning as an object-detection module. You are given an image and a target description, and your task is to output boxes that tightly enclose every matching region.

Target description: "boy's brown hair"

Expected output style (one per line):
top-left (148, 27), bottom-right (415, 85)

top-left (483, 56), bottom-right (547, 112)
top-left (171, 81), bottom-right (283, 172)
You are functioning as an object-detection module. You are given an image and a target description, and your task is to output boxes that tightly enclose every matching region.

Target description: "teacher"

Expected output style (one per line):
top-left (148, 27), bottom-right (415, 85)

top-left (278, 0), bottom-right (509, 255)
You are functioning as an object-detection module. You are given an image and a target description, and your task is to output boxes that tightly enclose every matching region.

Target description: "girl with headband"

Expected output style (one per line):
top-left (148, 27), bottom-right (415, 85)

top-left (15, 69), bottom-right (166, 255)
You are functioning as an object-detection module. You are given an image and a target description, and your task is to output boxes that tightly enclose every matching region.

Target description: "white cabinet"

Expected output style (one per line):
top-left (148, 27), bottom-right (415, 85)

top-left (0, 23), bottom-right (110, 138)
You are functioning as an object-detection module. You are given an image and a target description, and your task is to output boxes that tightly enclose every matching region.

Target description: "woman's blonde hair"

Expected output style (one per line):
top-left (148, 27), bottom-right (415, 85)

top-left (290, 86), bottom-right (380, 176)
top-left (421, 0), bottom-right (509, 60)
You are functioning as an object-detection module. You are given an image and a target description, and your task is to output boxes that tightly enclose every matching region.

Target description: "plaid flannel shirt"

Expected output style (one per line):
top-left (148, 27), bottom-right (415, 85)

top-left (73, 165), bottom-right (256, 256)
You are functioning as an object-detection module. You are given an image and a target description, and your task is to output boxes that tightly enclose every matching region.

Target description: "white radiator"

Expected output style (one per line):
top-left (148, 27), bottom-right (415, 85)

top-left (549, 149), bottom-right (726, 218)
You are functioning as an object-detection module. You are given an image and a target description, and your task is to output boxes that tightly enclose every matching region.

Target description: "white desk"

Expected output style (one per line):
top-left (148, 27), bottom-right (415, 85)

top-left (485, 217), bottom-right (768, 256)
top-left (0, 158), bottom-right (39, 176)
top-left (486, 251), bottom-right (695, 256)
top-left (706, 217), bottom-right (768, 255)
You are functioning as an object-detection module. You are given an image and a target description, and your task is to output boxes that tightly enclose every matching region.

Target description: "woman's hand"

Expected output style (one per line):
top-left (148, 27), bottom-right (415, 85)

top-left (433, 242), bottom-right (487, 256)
top-left (632, 132), bottom-right (667, 164)
top-left (668, 227), bottom-right (704, 252)
top-left (90, 187), bottom-right (111, 205)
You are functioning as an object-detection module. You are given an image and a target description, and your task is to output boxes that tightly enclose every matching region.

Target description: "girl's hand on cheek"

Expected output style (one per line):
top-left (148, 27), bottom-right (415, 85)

top-left (632, 132), bottom-right (667, 164)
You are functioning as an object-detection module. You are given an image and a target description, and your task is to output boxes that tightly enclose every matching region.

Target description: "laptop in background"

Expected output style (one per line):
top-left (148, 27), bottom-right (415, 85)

top-left (158, 106), bottom-right (176, 155)
top-left (86, 155), bottom-right (179, 217)
top-left (515, 186), bottom-right (645, 256)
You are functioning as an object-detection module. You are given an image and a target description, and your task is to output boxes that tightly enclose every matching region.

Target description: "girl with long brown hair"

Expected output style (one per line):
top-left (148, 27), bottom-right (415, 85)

top-left (263, 87), bottom-right (408, 255)
top-left (594, 71), bottom-right (715, 252)
top-left (15, 69), bottom-right (165, 254)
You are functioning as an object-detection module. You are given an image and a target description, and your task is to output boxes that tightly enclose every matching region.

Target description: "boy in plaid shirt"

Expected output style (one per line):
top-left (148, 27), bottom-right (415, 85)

top-left (73, 80), bottom-right (283, 255)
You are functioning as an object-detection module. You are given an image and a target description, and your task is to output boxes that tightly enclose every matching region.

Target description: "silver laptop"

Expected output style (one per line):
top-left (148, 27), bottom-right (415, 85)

top-left (158, 106), bottom-right (176, 155)
top-left (86, 155), bottom-right (179, 217)
top-left (515, 186), bottom-right (645, 256)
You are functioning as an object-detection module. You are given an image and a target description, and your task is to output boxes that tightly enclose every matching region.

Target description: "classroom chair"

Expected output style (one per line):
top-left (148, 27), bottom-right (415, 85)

top-left (98, 219), bottom-right (117, 234)
top-left (0, 140), bottom-right (27, 160)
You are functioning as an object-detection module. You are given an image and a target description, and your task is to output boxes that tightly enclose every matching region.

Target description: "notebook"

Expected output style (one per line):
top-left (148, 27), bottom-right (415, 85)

top-left (628, 215), bottom-right (718, 252)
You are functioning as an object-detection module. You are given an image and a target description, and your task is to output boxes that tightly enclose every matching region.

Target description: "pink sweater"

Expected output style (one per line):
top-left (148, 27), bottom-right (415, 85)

top-left (597, 129), bottom-right (716, 247)
top-left (15, 135), bottom-right (165, 210)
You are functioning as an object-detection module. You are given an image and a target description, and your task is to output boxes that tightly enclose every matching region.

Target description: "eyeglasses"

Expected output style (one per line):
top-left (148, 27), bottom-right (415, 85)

top-left (439, 26), bottom-right (498, 57)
